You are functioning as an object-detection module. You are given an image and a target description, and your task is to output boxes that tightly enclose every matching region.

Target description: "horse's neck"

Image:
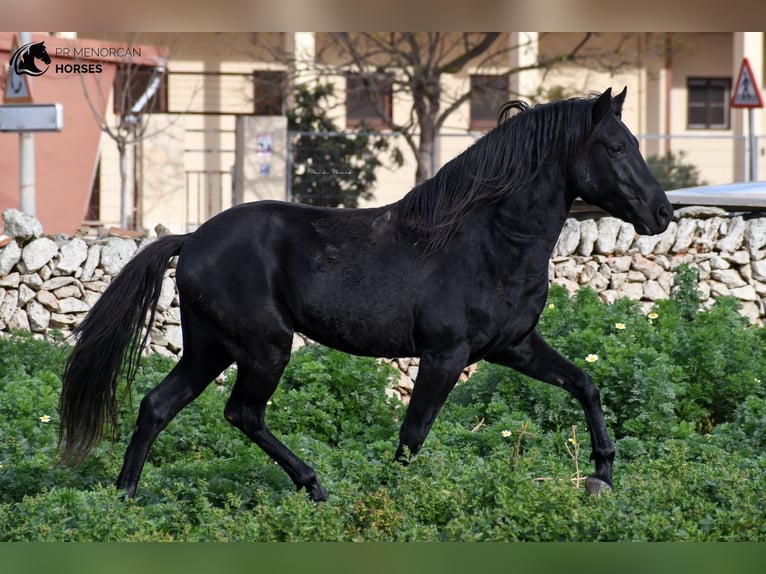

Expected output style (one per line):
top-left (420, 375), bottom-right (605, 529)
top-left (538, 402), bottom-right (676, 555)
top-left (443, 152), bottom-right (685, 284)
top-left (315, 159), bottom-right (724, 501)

top-left (493, 173), bottom-right (574, 244)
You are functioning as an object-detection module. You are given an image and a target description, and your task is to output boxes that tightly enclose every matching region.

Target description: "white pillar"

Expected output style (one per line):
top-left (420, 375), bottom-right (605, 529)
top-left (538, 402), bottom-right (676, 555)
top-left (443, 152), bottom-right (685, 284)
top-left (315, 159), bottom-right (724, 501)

top-left (509, 32), bottom-right (540, 100)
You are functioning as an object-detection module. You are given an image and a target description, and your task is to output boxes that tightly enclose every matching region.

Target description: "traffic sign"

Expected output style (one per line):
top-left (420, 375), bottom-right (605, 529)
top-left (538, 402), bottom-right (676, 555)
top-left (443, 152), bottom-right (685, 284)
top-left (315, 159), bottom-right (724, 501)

top-left (4, 35), bottom-right (34, 103)
top-left (0, 103), bottom-right (63, 132)
top-left (731, 58), bottom-right (763, 109)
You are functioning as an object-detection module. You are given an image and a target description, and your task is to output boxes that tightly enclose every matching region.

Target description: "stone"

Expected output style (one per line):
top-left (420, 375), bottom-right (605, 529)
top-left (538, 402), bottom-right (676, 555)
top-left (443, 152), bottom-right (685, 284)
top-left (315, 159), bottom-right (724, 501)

top-left (745, 219), bottom-right (766, 252)
top-left (672, 217), bottom-right (697, 252)
top-left (609, 272), bottom-right (628, 290)
top-left (21, 237), bottom-right (58, 272)
top-left (618, 282), bottom-right (644, 300)
top-left (0, 272), bottom-right (20, 288)
top-left (157, 277), bottom-right (176, 311)
top-left (50, 313), bottom-right (78, 328)
top-left (56, 238), bottom-right (89, 274)
top-left (577, 219), bottom-right (599, 256)
top-left (614, 222), bottom-right (636, 254)
top-left (0, 240), bottom-right (22, 275)
top-left (674, 206), bottom-right (728, 218)
top-left (634, 234), bottom-right (660, 256)
top-left (80, 244), bottom-right (101, 282)
top-left (2, 208), bottom-right (43, 240)
top-left (643, 280), bottom-right (669, 301)
top-left (0, 290), bottom-right (19, 322)
top-left (165, 325), bottom-right (184, 352)
top-left (83, 280), bottom-right (109, 293)
top-left (41, 276), bottom-right (77, 290)
top-left (57, 297), bottom-right (90, 314)
top-left (556, 219), bottom-right (580, 256)
top-left (100, 237), bottom-right (138, 276)
top-left (631, 254), bottom-right (664, 280)
top-left (594, 217), bottom-right (622, 254)
top-left (716, 216), bottom-right (746, 252)
top-left (751, 260), bottom-right (766, 282)
top-left (707, 280), bottom-right (730, 297)
top-left (54, 285), bottom-right (83, 299)
top-left (654, 221), bottom-right (678, 254)
top-left (730, 285), bottom-right (758, 301)
top-left (552, 276), bottom-right (579, 293)
top-left (710, 269), bottom-right (746, 288)
top-left (36, 290), bottom-right (59, 311)
top-left (739, 301), bottom-right (761, 323)
top-left (27, 300), bottom-right (51, 332)
top-left (607, 255), bottom-right (632, 273)
top-left (21, 273), bottom-right (42, 290)
top-left (8, 308), bottom-right (29, 330)
top-left (19, 283), bottom-right (36, 305)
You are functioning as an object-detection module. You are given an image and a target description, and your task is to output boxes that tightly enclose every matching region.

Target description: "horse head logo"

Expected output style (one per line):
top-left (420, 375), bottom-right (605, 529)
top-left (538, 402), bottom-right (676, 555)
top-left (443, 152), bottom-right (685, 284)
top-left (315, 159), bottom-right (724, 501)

top-left (10, 41), bottom-right (51, 77)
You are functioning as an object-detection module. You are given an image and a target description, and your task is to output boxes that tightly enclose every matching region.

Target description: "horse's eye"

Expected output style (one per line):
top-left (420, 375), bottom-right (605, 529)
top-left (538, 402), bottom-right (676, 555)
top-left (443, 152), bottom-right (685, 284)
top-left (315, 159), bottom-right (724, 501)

top-left (606, 144), bottom-right (624, 156)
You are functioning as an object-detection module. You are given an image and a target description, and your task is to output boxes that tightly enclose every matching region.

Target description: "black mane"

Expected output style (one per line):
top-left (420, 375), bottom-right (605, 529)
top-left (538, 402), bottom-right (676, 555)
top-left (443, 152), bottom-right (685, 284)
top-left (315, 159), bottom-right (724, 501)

top-left (397, 95), bottom-right (598, 251)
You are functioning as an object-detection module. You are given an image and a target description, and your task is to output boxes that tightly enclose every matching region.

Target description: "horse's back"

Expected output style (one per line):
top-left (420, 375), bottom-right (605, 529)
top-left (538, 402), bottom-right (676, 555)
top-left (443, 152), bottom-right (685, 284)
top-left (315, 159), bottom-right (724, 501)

top-left (174, 200), bottom-right (422, 355)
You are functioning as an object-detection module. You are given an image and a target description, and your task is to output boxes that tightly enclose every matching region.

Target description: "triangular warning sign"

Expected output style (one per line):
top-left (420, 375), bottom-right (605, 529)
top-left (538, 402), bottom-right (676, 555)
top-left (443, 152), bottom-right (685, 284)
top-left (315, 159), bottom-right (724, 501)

top-left (731, 58), bottom-right (763, 109)
top-left (4, 35), bottom-right (34, 103)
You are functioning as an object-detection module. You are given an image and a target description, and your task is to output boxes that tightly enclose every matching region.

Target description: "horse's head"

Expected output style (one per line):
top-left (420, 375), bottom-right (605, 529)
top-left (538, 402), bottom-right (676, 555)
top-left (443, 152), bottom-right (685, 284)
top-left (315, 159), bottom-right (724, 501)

top-left (13, 41), bottom-right (51, 76)
top-left (571, 87), bottom-right (673, 235)
top-left (32, 42), bottom-right (51, 65)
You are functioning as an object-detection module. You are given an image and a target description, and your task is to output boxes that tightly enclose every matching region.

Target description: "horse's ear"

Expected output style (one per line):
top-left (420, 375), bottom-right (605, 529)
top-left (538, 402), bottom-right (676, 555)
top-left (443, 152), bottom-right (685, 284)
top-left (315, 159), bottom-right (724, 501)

top-left (612, 86), bottom-right (627, 119)
top-left (592, 88), bottom-right (613, 124)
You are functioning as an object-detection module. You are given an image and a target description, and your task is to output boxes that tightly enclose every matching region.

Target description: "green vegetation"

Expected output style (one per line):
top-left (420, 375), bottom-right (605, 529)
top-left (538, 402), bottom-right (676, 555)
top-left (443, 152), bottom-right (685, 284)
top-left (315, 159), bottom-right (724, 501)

top-left (646, 150), bottom-right (707, 191)
top-left (287, 83), bottom-right (403, 207)
top-left (1, 265), bottom-right (764, 541)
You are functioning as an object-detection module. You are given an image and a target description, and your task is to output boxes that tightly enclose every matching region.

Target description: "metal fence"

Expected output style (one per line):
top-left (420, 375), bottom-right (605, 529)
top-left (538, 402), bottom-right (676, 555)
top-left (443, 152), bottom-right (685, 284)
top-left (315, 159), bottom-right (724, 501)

top-left (285, 130), bottom-right (766, 210)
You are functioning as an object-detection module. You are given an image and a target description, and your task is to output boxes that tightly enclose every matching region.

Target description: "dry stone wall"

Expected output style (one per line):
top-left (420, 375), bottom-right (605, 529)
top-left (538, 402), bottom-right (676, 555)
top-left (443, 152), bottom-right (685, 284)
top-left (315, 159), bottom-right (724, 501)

top-left (3, 206), bottom-right (766, 401)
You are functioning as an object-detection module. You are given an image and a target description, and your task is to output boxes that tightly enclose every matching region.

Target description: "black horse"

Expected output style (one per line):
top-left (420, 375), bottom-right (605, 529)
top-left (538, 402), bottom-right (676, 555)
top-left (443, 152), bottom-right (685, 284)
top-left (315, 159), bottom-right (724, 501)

top-left (59, 87), bottom-right (672, 501)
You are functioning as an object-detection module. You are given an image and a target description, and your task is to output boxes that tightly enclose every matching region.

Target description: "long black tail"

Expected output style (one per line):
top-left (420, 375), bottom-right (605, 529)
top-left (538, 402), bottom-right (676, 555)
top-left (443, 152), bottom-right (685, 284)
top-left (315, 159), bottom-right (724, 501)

top-left (58, 234), bottom-right (187, 466)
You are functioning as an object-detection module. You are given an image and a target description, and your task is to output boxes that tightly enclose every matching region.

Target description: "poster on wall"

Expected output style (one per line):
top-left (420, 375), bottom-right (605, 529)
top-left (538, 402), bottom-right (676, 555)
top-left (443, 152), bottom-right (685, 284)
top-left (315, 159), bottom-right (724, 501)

top-left (257, 132), bottom-right (273, 156)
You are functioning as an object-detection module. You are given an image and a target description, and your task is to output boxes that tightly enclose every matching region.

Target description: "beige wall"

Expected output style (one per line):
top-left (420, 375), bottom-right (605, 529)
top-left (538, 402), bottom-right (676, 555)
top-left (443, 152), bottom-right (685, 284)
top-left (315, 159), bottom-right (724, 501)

top-left (86, 32), bottom-right (766, 232)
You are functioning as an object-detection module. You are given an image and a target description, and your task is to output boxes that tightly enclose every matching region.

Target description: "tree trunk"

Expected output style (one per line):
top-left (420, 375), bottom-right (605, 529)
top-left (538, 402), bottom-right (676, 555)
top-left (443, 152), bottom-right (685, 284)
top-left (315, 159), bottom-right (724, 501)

top-left (118, 138), bottom-right (129, 229)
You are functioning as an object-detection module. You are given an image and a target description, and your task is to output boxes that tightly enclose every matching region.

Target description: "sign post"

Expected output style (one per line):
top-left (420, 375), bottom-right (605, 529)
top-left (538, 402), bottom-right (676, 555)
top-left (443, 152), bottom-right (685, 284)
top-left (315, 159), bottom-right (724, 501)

top-left (731, 58), bottom-right (764, 182)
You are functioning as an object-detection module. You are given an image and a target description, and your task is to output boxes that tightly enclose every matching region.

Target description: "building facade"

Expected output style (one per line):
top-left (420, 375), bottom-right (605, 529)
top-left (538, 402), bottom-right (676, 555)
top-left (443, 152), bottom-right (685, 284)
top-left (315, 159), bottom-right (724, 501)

top-left (1, 32), bottom-right (764, 235)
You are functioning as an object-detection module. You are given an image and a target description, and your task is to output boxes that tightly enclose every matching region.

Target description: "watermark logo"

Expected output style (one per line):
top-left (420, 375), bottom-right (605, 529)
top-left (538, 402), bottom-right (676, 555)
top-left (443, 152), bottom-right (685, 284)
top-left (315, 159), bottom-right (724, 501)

top-left (10, 41), bottom-right (51, 77)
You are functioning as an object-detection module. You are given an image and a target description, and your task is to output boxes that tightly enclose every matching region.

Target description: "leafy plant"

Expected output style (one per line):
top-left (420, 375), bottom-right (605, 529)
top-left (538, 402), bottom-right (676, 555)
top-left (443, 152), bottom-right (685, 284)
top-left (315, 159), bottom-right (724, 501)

top-left (287, 83), bottom-right (403, 207)
top-left (646, 150), bottom-right (707, 190)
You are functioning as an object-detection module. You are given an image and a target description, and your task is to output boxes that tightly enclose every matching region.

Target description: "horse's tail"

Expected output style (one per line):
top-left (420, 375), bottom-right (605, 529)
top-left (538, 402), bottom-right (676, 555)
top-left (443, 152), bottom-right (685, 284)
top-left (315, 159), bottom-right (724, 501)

top-left (58, 234), bottom-right (187, 466)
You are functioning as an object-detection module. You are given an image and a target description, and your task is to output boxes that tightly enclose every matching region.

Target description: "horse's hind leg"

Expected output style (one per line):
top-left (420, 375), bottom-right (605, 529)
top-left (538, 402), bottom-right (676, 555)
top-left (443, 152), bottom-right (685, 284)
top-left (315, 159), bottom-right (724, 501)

top-left (116, 345), bottom-right (232, 498)
top-left (224, 340), bottom-right (328, 502)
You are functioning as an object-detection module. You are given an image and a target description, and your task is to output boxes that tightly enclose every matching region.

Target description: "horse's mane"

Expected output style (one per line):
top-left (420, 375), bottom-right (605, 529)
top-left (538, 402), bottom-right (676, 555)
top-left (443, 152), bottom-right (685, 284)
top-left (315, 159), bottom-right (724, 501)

top-left (397, 95), bottom-right (598, 252)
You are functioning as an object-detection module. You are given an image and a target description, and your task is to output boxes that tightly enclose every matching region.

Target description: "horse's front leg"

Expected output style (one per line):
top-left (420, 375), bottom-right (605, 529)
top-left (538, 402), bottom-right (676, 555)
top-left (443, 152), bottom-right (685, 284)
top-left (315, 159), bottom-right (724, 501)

top-left (486, 329), bottom-right (614, 494)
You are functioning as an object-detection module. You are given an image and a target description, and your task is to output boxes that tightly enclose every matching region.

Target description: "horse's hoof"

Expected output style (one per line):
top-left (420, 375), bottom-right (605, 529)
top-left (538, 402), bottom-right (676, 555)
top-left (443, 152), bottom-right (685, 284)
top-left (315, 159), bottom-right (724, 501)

top-left (585, 476), bottom-right (612, 496)
top-left (305, 481), bottom-right (329, 502)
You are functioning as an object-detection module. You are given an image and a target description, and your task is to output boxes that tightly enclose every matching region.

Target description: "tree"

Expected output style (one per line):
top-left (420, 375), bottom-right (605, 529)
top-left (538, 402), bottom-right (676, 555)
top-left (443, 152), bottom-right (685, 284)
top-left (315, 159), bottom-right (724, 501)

top-left (287, 83), bottom-right (402, 207)
top-left (646, 150), bottom-right (707, 191)
top-left (320, 32), bottom-right (673, 183)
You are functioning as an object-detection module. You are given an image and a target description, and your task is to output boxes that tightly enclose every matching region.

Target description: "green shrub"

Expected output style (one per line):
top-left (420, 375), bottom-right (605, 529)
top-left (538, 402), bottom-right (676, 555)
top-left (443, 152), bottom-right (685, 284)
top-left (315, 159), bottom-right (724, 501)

top-left (0, 281), bottom-right (764, 542)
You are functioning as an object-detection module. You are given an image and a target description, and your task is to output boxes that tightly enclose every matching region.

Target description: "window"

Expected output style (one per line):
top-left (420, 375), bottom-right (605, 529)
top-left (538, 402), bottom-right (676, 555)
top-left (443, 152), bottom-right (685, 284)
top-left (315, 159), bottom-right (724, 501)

top-left (687, 78), bottom-right (731, 129)
top-left (470, 75), bottom-right (508, 131)
top-left (113, 64), bottom-right (168, 116)
top-left (253, 71), bottom-right (286, 116)
top-left (346, 73), bottom-right (392, 129)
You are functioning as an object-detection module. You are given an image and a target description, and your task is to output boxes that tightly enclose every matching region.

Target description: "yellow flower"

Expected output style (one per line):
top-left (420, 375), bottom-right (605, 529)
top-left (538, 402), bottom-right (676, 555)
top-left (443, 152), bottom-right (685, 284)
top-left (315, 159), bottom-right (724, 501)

top-left (39, 415), bottom-right (51, 423)
top-left (501, 429), bottom-right (512, 438)
top-left (614, 322), bottom-right (626, 330)
top-left (647, 312), bottom-right (659, 320)
top-left (585, 354), bottom-right (599, 363)
top-left (547, 303), bottom-right (555, 310)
